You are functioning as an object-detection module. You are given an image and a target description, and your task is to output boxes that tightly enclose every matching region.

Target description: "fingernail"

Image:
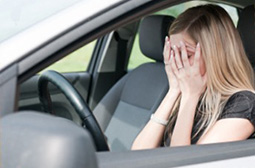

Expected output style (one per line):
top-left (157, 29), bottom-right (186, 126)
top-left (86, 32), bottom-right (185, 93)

top-left (180, 41), bottom-right (184, 46)
top-left (197, 43), bottom-right (200, 47)
top-left (173, 45), bottom-right (176, 49)
top-left (165, 36), bottom-right (168, 41)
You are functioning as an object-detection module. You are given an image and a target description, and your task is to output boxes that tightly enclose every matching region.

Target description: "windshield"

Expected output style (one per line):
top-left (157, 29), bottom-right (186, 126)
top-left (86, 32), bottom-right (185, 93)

top-left (0, 0), bottom-right (83, 43)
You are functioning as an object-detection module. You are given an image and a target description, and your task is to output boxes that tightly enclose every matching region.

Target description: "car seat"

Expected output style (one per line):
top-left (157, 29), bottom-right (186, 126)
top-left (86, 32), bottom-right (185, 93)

top-left (93, 15), bottom-right (175, 151)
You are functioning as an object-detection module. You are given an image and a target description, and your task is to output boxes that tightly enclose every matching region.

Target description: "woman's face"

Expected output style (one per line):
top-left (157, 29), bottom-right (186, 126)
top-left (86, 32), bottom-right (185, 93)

top-left (170, 32), bottom-right (206, 76)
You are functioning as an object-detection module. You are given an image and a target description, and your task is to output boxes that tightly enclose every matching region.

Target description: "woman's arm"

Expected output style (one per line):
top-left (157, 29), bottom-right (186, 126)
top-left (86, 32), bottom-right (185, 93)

top-left (170, 42), bottom-right (206, 146)
top-left (131, 90), bottom-right (179, 150)
top-left (170, 94), bottom-right (199, 146)
top-left (132, 37), bottom-right (180, 150)
top-left (197, 93), bottom-right (255, 144)
top-left (197, 118), bottom-right (254, 144)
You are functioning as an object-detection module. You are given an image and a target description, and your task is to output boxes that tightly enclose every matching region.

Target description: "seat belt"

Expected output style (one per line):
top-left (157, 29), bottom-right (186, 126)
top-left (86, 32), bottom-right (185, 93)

top-left (114, 32), bottom-right (128, 79)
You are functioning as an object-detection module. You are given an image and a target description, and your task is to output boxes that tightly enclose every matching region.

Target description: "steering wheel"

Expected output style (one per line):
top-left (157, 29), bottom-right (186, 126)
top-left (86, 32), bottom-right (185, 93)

top-left (38, 70), bottom-right (109, 152)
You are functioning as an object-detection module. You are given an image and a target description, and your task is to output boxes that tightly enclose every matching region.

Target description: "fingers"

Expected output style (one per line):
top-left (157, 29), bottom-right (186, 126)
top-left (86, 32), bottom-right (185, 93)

top-left (167, 50), bottom-right (175, 75)
top-left (180, 41), bottom-right (190, 69)
top-left (203, 72), bottom-right (207, 84)
top-left (170, 50), bottom-right (178, 74)
top-left (185, 43), bottom-right (196, 51)
top-left (194, 43), bottom-right (201, 73)
top-left (173, 45), bottom-right (183, 69)
top-left (202, 72), bottom-right (207, 91)
top-left (163, 36), bottom-right (171, 65)
top-left (186, 47), bottom-right (195, 54)
top-left (163, 36), bottom-right (167, 63)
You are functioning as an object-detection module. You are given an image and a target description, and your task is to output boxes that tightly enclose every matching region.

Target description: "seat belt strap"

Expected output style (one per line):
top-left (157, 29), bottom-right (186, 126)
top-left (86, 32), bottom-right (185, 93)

top-left (114, 32), bottom-right (128, 78)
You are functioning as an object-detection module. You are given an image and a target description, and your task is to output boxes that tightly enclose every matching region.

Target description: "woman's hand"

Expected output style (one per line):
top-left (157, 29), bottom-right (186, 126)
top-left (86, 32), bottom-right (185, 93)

top-left (163, 36), bottom-right (180, 94)
top-left (171, 41), bottom-right (207, 98)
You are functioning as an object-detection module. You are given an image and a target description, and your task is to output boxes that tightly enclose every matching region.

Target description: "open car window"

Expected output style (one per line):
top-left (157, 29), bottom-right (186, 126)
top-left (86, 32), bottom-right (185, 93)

top-left (5, 0), bottom-right (255, 167)
top-left (40, 40), bottom-right (97, 73)
top-left (127, 0), bottom-right (239, 70)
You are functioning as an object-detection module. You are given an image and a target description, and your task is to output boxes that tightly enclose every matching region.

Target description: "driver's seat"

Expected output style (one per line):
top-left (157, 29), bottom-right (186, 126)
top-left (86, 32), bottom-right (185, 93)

top-left (93, 15), bottom-right (175, 151)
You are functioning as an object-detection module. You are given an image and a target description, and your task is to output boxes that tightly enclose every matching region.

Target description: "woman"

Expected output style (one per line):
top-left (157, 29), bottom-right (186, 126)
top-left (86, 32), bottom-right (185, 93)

top-left (132, 4), bottom-right (255, 149)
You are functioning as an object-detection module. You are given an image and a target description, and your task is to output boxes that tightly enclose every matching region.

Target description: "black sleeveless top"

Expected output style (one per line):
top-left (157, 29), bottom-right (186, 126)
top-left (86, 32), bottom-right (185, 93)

top-left (164, 90), bottom-right (255, 146)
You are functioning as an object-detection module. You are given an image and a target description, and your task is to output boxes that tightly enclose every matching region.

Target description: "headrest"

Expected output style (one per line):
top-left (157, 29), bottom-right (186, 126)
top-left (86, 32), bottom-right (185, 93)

top-left (139, 15), bottom-right (175, 62)
top-left (237, 5), bottom-right (255, 67)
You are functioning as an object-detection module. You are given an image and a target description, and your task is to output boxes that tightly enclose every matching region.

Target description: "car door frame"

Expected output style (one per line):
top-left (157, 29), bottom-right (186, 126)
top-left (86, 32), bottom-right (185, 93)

top-left (2, 0), bottom-right (255, 167)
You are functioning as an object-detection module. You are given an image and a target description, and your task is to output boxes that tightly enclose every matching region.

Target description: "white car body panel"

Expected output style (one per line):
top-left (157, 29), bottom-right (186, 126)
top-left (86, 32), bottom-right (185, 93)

top-left (0, 0), bottom-right (122, 71)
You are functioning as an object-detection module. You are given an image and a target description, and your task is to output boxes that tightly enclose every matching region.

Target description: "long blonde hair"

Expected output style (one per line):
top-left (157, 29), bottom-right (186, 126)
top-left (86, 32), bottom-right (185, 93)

top-left (165, 4), bottom-right (255, 143)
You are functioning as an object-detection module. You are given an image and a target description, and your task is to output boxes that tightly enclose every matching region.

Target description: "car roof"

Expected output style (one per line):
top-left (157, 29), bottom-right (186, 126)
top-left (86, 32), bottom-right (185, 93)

top-left (0, 0), bottom-right (253, 73)
top-left (0, 0), bottom-right (124, 72)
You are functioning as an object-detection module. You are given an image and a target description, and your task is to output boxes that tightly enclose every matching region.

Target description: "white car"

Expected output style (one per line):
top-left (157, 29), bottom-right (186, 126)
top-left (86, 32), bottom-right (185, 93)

top-left (1, 0), bottom-right (255, 167)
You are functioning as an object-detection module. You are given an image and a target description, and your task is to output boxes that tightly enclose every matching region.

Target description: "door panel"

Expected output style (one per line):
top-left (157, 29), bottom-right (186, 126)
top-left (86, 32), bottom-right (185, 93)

top-left (18, 38), bottom-right (98, 117)
top-left (18, 72), bottom-right (91, 124)
top-left (96, 140), bottom-right (255, 168)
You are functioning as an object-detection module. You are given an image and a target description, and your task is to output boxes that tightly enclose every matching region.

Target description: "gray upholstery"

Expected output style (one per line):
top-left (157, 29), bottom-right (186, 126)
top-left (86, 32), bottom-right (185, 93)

top-left (93, 15), bottom-right (175, 151)
top-left (94, 75), bottom-right (129, 132)
top-left (237, 5), bottom-right (255, 68)
top-left (139, 15), bottom-right (175, 62)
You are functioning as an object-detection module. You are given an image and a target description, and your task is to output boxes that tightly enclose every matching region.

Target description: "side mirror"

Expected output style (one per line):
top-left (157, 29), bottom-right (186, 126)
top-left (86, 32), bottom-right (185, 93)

top-left (1, 111), bottom-right (98, 168)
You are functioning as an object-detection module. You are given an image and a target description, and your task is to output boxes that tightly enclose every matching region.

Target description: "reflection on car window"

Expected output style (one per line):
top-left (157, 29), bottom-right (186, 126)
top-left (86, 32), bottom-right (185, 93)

top-left (0, 0), bottom-right (82, 43)
top-left (40, 40), bottom-right (96, 73)
top-left (128, 1), bottom-right (238, 70)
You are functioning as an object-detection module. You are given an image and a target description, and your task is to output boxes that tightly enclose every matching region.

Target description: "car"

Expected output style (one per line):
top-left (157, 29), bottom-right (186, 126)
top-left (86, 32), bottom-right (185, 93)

top-left (1, 0), bottom-right (255, 167)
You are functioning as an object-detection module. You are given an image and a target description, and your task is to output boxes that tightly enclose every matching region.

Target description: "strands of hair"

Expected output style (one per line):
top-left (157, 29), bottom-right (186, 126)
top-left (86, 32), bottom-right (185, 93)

top-left (165, 4), bottom-right (255, 143)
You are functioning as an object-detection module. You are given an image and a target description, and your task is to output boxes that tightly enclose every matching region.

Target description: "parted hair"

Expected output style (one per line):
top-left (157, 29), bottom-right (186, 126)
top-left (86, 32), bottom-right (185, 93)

top-left (165, 4), bottom-right (255, 144)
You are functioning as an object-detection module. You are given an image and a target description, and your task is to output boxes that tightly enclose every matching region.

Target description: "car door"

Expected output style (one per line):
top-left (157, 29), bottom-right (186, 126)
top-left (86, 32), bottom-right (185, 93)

top-left (95, 138), bottom-right (255, 168)
top-left (18, 39), bottom-right (99, 121)
top-left (18, 27), bottom-right (136, 121)
top-left (5, 0), bottom-right (255, 168)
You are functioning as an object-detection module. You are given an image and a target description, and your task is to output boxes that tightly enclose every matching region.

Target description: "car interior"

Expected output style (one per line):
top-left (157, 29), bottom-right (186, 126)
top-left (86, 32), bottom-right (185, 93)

top-left (18, 1), bottom-right (255, 150)
top-left (237, 5), bottom-right (255, 71)
top-left (93, 15), bottom-right (175, 151)
top-left (3, 0), bottom-right (255, 168)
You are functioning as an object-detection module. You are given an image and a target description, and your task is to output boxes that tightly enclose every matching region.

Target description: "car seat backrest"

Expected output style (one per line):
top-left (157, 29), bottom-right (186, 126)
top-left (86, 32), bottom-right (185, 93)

top-left (139, 15), bottom-right (175, 62)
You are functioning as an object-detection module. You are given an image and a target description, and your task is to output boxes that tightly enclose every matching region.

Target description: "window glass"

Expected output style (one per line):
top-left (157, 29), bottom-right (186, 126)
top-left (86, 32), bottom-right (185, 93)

top-left (0, 0), bottom-right (82, 43)
top-left (0, 0), bottom-right (121, 43)
top-left (128, 1), bottom-right (238, 70)
top-left (40, 40), bottom-right (96, 73)
top-left (128, 34), bottom-right (155, 70)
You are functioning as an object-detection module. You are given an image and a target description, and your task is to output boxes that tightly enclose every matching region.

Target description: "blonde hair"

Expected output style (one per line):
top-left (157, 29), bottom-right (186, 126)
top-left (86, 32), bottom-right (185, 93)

top-left (165, 4), bottom-right (255, 143)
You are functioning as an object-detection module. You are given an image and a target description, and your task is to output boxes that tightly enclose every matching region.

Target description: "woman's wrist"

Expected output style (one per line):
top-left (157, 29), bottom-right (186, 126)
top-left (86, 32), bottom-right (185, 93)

top-left (178, 93), bottom-right (200, 117)
top-left (168, 89), bottom-right (180, 97)
top-left (153, 89), bottom-right (180, 120)
top-left (181, 92), bottom-right (200, 101)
